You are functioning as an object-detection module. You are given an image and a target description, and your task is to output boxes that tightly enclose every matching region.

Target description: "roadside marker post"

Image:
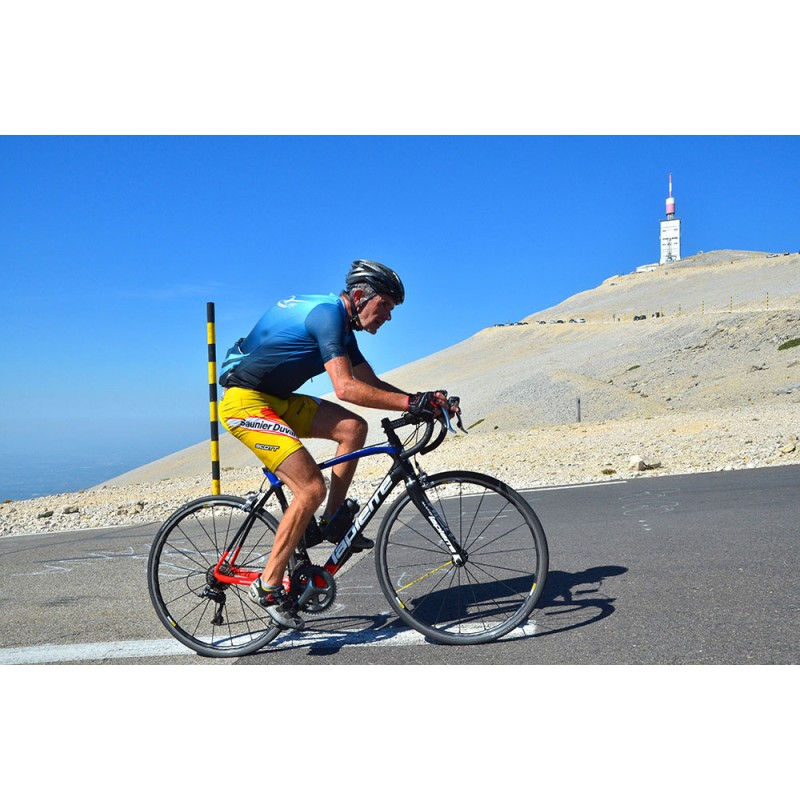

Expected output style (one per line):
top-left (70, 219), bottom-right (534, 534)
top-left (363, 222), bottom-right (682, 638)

top-left (207, 302), bottom-right (221, 495)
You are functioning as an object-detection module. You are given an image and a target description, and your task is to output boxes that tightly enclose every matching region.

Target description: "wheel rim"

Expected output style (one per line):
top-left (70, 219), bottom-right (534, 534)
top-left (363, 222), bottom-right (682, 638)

top-left (379, 474), bottom-right (545, 643)
top-left (149, 499), bottom-right (282, 656)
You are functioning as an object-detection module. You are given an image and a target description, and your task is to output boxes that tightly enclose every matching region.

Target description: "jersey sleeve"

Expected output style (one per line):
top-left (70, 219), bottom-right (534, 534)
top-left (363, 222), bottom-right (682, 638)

top-left (305, 302), bottom-right (365, 367)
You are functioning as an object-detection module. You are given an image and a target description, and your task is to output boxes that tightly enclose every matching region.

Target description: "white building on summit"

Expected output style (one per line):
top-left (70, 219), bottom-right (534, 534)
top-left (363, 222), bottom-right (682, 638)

top-left (660, 173), bottom-right (681, 264)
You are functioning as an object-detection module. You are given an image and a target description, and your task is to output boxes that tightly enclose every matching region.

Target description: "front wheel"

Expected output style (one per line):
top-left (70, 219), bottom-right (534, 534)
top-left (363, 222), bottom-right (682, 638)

top-left (147, 495), bottom-right (284, 658)
top-left (375, 471), bottom-right (548, 644)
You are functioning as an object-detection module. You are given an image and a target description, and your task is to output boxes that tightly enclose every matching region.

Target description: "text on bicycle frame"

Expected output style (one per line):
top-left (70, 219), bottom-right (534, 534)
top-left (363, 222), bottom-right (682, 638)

top-left (331, 474), bottom-right (395, 565)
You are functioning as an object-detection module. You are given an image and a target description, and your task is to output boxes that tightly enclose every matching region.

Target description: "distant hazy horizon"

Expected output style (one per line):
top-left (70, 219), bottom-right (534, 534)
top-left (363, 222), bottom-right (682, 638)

top-left (1, 422), bottom-right (207, 501)
top-left (1, 453), bottom-right (136, 501)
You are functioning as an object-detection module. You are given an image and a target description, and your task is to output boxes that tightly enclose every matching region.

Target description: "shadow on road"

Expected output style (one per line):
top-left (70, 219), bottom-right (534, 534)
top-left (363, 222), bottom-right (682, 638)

top-left (533, 564), bottom-right (628, 637)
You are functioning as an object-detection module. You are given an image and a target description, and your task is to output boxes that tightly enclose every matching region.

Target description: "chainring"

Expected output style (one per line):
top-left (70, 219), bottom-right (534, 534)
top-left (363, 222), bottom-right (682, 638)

top-left (289, 564), bottom-right (337, 614)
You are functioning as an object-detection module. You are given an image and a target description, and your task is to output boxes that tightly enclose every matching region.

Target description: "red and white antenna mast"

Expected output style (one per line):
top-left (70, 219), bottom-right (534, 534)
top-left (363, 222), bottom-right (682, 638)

top-left (666, 173), bottom-right (676, 219)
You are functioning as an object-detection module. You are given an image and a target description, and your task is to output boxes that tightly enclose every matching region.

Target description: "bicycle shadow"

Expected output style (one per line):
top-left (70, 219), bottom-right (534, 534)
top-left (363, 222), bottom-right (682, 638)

top-left (378, 563), bottom-right (629, 639)
top-left (269, 564), bottom-right (628, 654)
top-left (532, 564), bottom-right (628, 636)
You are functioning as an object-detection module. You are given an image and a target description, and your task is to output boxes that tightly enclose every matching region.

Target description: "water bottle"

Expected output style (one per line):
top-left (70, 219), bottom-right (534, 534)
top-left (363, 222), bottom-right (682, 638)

top-left (322, 499), bottom-right (361, 544)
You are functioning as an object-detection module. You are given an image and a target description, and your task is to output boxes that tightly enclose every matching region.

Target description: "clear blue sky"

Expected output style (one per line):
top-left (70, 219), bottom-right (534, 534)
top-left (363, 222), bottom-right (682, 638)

top-left (2, 135), bottom-right (798, 498)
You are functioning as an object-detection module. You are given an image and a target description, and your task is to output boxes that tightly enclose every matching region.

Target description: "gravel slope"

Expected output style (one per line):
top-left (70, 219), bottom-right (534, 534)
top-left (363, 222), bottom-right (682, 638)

top-left (3, 250), bottom-right (799, 537)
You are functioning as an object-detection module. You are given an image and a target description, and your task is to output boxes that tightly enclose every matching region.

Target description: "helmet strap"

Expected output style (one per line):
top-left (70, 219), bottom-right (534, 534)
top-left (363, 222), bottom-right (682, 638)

top-left (347, 290), bottom-right (370, 331)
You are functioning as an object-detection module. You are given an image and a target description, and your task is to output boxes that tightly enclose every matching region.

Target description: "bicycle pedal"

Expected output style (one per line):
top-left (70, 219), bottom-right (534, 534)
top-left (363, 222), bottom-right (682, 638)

top-left (349, 534), bottom-right (374, 552)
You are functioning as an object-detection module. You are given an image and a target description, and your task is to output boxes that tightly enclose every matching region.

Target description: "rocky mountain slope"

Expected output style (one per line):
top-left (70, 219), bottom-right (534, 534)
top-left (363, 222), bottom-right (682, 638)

top-left (3, 249), bottom-right (799, 536)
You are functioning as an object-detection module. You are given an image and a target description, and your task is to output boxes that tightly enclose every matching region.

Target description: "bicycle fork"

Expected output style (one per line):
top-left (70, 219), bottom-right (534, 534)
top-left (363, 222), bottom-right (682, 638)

top-left (403, 472), bottom-right (467, 567)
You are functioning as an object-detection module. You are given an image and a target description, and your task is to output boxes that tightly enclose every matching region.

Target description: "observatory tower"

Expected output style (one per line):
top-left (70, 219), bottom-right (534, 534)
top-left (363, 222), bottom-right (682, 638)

top-left (659, 173), bottom-right (681, 264)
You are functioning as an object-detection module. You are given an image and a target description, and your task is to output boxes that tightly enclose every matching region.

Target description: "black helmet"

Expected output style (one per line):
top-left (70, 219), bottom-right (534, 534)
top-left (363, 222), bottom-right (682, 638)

top-left (346, 260), bottom-right (405, 305)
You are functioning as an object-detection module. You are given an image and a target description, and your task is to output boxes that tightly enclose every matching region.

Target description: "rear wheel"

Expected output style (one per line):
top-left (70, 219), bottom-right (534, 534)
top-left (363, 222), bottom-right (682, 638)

top-left (376, 471), bottom-right (548, 644)
top-left (147, 495), bottom-right (284, 657)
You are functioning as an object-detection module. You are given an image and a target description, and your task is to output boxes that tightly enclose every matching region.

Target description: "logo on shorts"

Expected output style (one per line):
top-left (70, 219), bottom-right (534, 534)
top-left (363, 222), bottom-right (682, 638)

top-left (227, 417), bottom-right (298, 438)
top-left (255, 443), bottom-right (280, 452)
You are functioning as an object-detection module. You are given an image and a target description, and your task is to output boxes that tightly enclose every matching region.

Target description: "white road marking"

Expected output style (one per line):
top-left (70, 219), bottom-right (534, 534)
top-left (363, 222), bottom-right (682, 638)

top-left (271, 620), bottom-right (536, 651)
top-left (0, 621), bottom-right (537, 663)
top-left (521, 479), bottom-right (627, 493)
top-left (0, 638), bottom-right (189, 664)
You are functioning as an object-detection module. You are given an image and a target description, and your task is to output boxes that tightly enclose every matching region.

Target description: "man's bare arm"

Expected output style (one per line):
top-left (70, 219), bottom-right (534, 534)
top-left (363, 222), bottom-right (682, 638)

top-left (352, 360), bottom-right (408, 395)
top-left (325, 356), bottom-right (408, 411)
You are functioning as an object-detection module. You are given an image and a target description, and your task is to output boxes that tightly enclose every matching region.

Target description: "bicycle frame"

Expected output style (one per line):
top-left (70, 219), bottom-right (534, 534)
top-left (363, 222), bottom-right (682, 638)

top-left (210, 417), bottom-right (465, 589)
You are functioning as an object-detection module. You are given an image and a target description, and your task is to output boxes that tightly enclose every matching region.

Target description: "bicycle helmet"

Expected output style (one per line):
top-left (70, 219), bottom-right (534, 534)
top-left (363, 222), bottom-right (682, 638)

top-left (345, 260), bottom-right (405, 305)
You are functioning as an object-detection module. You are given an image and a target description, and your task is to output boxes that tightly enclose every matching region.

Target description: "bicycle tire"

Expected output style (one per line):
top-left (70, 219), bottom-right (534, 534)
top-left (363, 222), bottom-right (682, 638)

top-left (147, 495), bottom-right (284, 658)
top-left (375, 471), bottom-right (548, 645)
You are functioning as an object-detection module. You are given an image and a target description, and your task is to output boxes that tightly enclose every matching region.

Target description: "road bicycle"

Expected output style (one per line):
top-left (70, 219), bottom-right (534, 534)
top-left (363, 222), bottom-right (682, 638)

top-left (147, 403), bottom-right (549, 658)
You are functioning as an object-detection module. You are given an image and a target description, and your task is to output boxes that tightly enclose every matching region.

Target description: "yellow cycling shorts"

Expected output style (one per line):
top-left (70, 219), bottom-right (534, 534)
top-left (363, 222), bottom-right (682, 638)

top-left (219, 387), bottom-right (321, 473)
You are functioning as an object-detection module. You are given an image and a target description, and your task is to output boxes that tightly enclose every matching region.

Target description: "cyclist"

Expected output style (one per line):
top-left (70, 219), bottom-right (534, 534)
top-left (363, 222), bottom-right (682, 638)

top-left (218, 259), bottom-right (456, 629)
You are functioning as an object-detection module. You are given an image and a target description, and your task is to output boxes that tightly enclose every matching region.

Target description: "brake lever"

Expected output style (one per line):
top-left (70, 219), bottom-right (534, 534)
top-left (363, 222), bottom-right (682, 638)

top-left (440, 396), bottom-right (467, 435)
top-left (441, 405), bottom-right (456, 434)
top-left (448, 396), bottom-right (466, 433)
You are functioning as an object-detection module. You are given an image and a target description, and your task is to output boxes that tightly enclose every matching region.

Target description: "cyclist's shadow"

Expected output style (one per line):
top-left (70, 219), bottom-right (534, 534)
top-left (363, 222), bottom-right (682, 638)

top-left (534, 564), bottom-right (628, 637)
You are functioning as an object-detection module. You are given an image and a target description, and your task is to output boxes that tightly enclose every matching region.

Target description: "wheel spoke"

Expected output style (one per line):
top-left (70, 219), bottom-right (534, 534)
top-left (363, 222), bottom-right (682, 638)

top-left (378, 472), bottom-right (548, 644)
top-left (148, 498), bottom-right (283, 657)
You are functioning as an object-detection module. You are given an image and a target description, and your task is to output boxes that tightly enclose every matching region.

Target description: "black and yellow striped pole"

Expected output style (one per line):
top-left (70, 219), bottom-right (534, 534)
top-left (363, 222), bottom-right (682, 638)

top-left (207, 302), bottom-right (221, 495)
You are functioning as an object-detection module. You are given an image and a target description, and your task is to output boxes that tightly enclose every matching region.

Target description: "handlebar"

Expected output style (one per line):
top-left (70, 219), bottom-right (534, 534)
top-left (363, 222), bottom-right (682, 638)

top-left (381, 396), bottom-right (466, 459)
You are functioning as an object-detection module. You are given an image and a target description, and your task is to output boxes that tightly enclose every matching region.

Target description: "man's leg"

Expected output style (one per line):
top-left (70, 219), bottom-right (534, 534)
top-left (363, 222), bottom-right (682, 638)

top-left (260, 447), bottom-right (326, 587)
top-left (309, 399), bottom-right (368, 518)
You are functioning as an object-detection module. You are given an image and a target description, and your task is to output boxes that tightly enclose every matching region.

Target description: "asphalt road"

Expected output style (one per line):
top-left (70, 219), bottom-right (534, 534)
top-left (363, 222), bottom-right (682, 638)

top-left (1, 464), bottom-right (797, 665)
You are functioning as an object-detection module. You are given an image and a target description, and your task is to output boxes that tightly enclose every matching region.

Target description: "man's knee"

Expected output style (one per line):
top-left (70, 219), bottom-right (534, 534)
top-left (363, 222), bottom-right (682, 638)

top-left (340, 414), bottom-right (368, 447)
top-left (277, 450), bottom-right (327, 507)
top-left (310, 400), bottom-right (368, 449)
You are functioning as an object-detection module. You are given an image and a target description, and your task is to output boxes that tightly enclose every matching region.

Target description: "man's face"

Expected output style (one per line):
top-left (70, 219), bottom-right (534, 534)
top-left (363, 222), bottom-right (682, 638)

top-left (358, 292), bottom-right (396, 334)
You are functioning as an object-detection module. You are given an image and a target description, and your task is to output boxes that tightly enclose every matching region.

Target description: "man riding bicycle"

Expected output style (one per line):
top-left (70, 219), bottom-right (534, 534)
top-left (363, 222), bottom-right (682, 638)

top-left (218, 259), bottom-right (458, 630)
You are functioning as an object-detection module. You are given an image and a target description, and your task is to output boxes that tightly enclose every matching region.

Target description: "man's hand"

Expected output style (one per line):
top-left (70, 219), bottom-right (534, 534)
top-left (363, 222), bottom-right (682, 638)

top-left (407, 390), bottom-right (450, 416)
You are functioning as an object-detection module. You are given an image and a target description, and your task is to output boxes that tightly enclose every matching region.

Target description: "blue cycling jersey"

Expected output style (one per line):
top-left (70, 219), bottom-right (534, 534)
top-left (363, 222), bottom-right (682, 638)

top-left (219, 294), bottom-right (366, 398)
